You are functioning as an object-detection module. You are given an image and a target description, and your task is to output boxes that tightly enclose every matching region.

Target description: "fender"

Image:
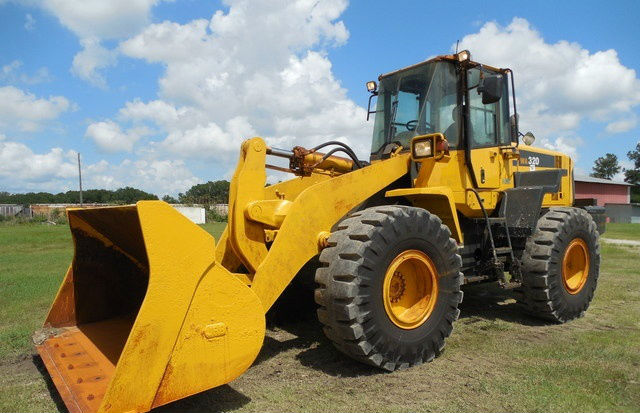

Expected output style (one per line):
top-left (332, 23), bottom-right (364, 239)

top-left (385, 186), bottom-right (463, 243)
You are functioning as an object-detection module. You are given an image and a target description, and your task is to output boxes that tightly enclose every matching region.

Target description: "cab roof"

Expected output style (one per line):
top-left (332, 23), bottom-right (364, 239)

top-left (378, 52), bottom-right (505, 81)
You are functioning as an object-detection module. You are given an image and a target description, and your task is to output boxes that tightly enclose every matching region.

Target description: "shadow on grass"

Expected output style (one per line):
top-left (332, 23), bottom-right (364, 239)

top-left (153, 385), bottom-right (250, 413)
top-left (459, 281), bottom-right (552, 326)
top-left (260, 284), bottom-right (379, 379)
top-left (34, 352), bottom-right (252, 413)
top-left (32, 354), bottom-right (68, 413)
top-left (260, 277), bottom-right (555, 378)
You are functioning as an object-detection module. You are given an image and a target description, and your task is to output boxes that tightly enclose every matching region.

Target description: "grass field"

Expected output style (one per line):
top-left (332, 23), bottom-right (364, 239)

top-left (604, 223), bottom-right (640, 241)
top-left (1, 222), bottom-right (639, 412)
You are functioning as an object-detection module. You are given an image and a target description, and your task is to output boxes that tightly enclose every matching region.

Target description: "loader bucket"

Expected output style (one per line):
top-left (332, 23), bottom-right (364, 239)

top-left (35, 201), bottom-right (265, 413)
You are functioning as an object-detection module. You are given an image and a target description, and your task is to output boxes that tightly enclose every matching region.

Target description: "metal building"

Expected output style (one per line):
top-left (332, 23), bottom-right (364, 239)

top-left (574, 175), bottom-right (631, 206)
top-left (574, 175), bottom-right (638, 223)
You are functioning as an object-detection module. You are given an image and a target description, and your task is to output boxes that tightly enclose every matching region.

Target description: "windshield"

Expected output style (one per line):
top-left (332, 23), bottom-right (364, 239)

top-left (371, 61), bottom-right (460, 154)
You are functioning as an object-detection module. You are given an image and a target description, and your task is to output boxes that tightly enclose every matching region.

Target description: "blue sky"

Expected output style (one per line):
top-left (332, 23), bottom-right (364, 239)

top-left (1, 0), bottom-right (639, 195)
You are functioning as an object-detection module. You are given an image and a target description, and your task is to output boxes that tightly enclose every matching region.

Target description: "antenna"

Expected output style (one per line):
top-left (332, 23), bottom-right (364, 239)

top-left (455, 40), bottom-right (460, 54)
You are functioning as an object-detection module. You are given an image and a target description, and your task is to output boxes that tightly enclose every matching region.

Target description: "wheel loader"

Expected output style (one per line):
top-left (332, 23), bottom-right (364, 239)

top-left (35, 50), bottom-right (602, 413)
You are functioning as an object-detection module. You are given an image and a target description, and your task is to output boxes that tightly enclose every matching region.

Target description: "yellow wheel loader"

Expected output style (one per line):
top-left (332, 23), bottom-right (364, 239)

top-left (35, 51), bottom-right (603, 413)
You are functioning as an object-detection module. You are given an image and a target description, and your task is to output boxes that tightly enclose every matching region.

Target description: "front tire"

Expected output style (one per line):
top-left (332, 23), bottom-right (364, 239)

top-left (517, 207), bottom-right (600, 323)
top-left (314, 206), bottom-right (463, 371)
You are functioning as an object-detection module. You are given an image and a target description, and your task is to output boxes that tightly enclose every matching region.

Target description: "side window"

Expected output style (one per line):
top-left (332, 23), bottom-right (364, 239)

top-left (498, 79), bottom-right (511, 145)
top-left (467, 68), bottom-right (499, 147)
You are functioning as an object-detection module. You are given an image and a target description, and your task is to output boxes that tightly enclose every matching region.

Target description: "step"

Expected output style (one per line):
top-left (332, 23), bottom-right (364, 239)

top-left (471, 217), bottom-right (507, 224)
top-left (493, 247), bottom-right (513, 255)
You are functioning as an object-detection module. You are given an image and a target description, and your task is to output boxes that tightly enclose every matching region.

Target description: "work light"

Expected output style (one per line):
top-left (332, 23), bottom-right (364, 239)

top-left (456, 50), bottom-right (471, 62)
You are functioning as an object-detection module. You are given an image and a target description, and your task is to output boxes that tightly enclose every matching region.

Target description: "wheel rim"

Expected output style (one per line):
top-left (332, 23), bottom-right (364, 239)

top-left (562, 238), bottom-right (590, 294)
top-left (383, 249), bottom-right (438, 329)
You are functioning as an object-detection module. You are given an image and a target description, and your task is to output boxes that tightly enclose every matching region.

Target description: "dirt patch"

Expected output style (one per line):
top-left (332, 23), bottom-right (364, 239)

top-left (0, 352), bottom-right (67, 413)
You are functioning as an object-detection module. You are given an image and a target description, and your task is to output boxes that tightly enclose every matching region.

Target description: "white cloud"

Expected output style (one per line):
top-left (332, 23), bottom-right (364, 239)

top-left (1, 60), bottom-right (21, 77)
top-left (71, 38), bottom-right (117, 87)
top-left (118, 99), bottom-right (210, 132)
top-left (3, 1), bottom-right (367, 194)
top-left (539, 136), bottom-right (584, 162)
top-left (0, 134), bottom-right (198, 195)
top-left (1, 60), bottom-right (53, 84)
top-left (457, 17), bottom-right (640, 153)
top-left (0, 86), bottom-right (71, 131)
top-left (110, 0), bottom-right (368, 169)
top-left (41, 0), bottom-right (163, 39)
top-left (605, 116), bottom-right (637, 134)
top-left (160, 117), bottom-right (256, 160)
top-left (38, 0), bottom-right (167, 87)
top-left (85, 120), bottom-right (149, 153)
top-left (84, 158), bottom-right (200, 196)
top-left (24, 13), bottom-right (35, 31)
top-left (0, 134), bottom-right (77, 190)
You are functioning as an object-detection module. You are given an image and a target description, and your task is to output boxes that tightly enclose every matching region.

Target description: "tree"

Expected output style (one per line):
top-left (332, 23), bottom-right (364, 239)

top-left (110, 187), bottom-right (158, 204)
top-left (590, 153), bottom-right (621, 179)
top-left (179, 180), bottom-right (230, 205)
top-left (624, 142), bottom-right (640, 203)
top-left (162, 195), bottom-right (178, 204)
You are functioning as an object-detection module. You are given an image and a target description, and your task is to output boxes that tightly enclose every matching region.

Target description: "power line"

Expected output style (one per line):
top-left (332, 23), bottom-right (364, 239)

top-left (77, 152), bottom-right (83, 206)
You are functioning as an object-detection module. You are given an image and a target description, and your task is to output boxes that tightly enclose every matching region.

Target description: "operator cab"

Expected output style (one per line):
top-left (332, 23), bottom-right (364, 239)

top-left (368, 51), bottom-right (515, 160)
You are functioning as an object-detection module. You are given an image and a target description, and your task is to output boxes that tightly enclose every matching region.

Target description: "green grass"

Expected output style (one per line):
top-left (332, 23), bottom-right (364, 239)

top-left (0, 224), bottom-right (73, 359)
top-left (605, 223), bottom-right (640, 241)
top-left (0, 223), bottom-right (638, 413)
top-left (199, 221), bottom-right (227, 239)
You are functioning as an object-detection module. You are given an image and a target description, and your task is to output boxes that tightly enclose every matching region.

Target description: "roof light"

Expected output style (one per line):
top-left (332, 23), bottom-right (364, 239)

top-left (366, 81), bottom-right (377, 93)
top-left (456, 50), bottom-right (471, 62)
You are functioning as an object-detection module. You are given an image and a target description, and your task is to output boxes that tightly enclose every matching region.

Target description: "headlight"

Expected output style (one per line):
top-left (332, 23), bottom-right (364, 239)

top-left (412, 139), bottom-right (432, 158)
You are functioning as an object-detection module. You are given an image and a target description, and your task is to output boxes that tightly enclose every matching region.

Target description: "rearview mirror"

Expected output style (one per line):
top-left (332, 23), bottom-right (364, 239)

top-left (510, 114), bottom-right (519, 142)
top-left (477, 74), bottom-right (503, 104)
top-left (523, 132), bottom-right (535, 145)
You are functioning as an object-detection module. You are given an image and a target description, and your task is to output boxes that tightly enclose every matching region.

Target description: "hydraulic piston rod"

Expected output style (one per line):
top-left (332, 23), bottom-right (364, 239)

top-left (266, 145), bottom-right (356, 176)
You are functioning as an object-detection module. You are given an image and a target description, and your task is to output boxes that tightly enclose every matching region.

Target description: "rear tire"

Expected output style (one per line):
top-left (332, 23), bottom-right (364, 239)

top-left (517, 207), bottom-right (600, 323)
top-left (314, 206), bottom-right (463, 371)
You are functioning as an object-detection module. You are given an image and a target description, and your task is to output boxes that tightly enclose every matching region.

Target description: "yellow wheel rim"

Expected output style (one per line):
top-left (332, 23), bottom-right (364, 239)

top-left (562, 238), bottom-right (590, 294)
top-left (383, 249), bottom-right (438, 329)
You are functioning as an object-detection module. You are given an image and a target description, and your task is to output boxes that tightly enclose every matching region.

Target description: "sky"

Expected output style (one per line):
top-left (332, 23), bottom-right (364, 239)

top-left (1, 0), bottom-right (639, 196)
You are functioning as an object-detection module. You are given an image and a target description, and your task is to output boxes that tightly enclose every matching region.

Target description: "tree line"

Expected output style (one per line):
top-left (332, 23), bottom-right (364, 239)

top-left (0, 187), bottom-right (158, 205)
top-left (1, 180), bottom-right (231, 206)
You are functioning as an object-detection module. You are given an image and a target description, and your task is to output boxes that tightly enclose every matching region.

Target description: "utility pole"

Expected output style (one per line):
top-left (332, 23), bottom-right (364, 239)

top-left (77, 153), bottom-right (83, 206)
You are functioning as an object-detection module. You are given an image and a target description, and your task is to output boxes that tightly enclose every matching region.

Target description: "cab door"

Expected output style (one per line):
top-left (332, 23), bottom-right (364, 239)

top-left (466, 67), bottom-right (512, 188)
